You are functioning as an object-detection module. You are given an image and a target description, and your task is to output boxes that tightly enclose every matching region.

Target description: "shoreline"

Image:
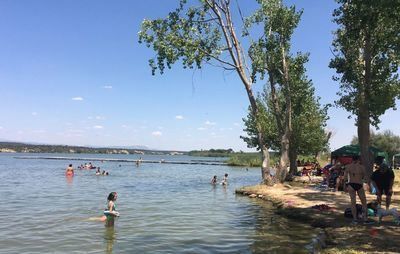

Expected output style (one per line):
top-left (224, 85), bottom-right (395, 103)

top-left (235, 176), bottom-right (400, 253)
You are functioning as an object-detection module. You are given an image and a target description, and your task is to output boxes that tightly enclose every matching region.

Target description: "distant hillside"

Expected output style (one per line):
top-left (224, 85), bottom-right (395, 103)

top-left (0, 142), bottom-right (186, 155)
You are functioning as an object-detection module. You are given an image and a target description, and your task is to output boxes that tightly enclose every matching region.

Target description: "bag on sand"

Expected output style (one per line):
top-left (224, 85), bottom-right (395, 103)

top-left (344, 204), bottom-right (363, 218)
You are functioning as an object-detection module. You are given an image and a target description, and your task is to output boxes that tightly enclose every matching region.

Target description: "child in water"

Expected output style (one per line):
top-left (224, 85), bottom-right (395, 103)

top-left (104, 192), bottom-right (120, 227)
top-left (211, 175), bottom-right (217, 184)
top-left (221, 173), bottom-right (228, 185)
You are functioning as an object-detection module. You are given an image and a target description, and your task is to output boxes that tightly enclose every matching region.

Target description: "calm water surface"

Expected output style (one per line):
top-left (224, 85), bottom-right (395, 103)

top-left (0, 153), bottom-right (316, 253)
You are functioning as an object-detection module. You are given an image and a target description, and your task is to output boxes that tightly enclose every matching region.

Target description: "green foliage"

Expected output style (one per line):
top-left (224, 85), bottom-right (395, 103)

top-left (241, 72), bottom-right (330, 157)
top-left (241, 0), bottom-right (329, 158)
top-left (188, 148), bottom-right (234, 157)
top-left (246, 0), bottom-right (303, 84)
top-left (351, 130), bottom-right (400, 161)
top-left (227, 152), bottom-right (279, 167)
top-left (329, 0), bottom-right (400, 126)
top-left (139, 1), bottom-right (225, 75)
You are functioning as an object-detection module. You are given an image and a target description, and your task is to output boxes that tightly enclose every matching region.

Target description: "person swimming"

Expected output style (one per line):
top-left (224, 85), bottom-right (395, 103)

top-left (65, 164), bottom-right (74, 176)
top-left (210, 175), bottom-right (217, 184)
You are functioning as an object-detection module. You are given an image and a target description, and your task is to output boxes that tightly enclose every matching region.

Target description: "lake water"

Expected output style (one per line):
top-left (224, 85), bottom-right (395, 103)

top-left (0, 153), bottom-right (316, 253)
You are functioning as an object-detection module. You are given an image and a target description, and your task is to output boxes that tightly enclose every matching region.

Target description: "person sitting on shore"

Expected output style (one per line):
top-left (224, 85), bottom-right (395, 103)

top-left (343, 155), bottom-right (367, 224)
top-left (211, 175), bottom-right (217, 184)
top-left (368, 201), bottom-right (400, 224)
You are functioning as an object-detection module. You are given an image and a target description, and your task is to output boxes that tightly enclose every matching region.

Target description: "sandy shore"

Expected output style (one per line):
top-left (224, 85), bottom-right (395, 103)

top-left (236, 176), bottom-right (400, 253)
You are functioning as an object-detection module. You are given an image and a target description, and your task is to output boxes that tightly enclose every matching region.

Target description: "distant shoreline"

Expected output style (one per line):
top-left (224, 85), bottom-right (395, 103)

top-left (0, 141), bottom-right (186, 156)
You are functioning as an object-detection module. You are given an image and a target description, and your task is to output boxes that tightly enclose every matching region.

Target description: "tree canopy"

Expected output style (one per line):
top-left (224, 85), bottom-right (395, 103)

top-left (329, 0), bottom-right (400, 177)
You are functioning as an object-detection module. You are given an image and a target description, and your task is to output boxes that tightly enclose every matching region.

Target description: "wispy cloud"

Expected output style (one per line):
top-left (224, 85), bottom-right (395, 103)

top-left (32, 112), bottom-right (38, 116)
top-left (103, 85), bottom-right (113, 89)
top-left (205, 120), bottom-right (216, 126)
top-left (152, 131), bottom-right (162, 136)
top-left (0, 126), bottom-right (3, 130)
top-left (233, 122), bottom-right (240, 127)
top-left (88, 116), bottom-right (106, 120)
top-left (32, 130), bottom-right (46, 134)
top-left (175, 115), bottom-right (184, 120)
top-left (93, 125), bottom-right (104, 129)
top-left (72, 97), bottom-right (84, 101)
top-left (197, 127), bottom-right (206, 131)
top-left (121, 124), bottom-right (129, 128)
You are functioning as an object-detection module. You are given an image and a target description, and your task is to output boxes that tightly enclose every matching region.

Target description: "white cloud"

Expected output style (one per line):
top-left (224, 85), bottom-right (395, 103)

top-left (175, 115), bottom-right (184, 120)
top-left (121, 124), bottom-right (129, 128)
top-left (72, 97), bottom-right (84, 101)
top-left (197, 127), bottom-right (206, 131)
top-left (88, 116), bottom-right (105, 120)
top-left (104, 85), bottom-right (113, 89)
top-left (233, 122), bottom-right (240, 127)
top-left (205, 120), bottom-right (216, 126)
top-left (93, 125), bottom-right (104, 129)
top-left (32, 112), bottom-right (38, 116)
top-left (32, 130), bottom-right (46, 134)
top-left (0, 126), bottom-right (3, 130)
top-left (152, 131), bottom-right (162, 136)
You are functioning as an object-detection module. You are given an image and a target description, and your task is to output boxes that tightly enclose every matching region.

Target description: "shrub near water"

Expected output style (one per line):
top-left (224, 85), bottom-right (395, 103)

top-left (227, 153), bottom-right (279, 167)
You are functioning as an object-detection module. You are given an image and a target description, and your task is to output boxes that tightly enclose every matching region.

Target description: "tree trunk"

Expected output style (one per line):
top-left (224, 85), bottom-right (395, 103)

top-left (359, 32), bottom-right (373, 180)
top-left (358, 108), bottom-right (372, 179)
top-left (289, 145), bottom-right (297, 176)
top-left (276, 46), bottom-right (292, 182)
top-left (243, 75), bottom-right (272, 185)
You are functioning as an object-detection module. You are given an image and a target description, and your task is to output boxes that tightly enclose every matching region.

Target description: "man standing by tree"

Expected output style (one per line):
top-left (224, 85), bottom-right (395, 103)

top-left (344, 156), bottom-right (367, 224)
top-left (371, 156), bottom-right (395, 210)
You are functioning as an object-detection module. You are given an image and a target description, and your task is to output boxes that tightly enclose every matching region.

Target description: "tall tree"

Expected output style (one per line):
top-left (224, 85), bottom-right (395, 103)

top-left (242, 54), bottom-right (330, 176)
top-left (245, 0), bottom-right (319, 176)
top-left (330, 0), bottom-right (400, 178)
top-left (138, 0), bottom-right (274, 183)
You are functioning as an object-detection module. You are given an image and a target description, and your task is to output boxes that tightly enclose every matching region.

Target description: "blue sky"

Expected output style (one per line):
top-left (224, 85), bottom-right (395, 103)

top-left (0, 0), bottom-right (399, 152)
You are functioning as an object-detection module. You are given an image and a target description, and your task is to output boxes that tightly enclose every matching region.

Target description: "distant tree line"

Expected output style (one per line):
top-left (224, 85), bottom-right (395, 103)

top-left (188, 149), bottom-right (234, 157)
top-left (0, 142), bottom-right (182, 155)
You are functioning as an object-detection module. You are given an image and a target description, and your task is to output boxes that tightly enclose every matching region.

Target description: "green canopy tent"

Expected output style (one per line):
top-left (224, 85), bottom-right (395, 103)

top-left (331, 145), bottom-right (388, 164)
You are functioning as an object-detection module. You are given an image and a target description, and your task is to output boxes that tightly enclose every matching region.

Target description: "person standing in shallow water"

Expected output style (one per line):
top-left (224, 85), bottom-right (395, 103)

top-left (343, 156), bottom-right (367, 223)
top-left (221, 173), bottom-right (228, 185)
top-left (104, 192), bottom-right (119, 227)
top-left (210, 175), bottom-right (217, 184)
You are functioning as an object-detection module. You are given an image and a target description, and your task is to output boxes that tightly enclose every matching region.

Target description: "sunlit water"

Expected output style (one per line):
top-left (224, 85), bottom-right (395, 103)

top-left (0, 153), bottom-right (316, 253)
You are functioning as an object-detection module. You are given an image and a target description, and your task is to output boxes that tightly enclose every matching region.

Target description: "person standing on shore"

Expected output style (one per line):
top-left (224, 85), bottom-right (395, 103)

top-left (343, 156), bottom-right (367, 223)
top-left (371, 156), bottom-right (395, 210)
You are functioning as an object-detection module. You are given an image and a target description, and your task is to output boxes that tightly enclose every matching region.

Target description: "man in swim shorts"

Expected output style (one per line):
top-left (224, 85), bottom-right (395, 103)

top-left (344, 155), bottom-right (367, 223)
top-left (371, 156), bottom-right (395, 210)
